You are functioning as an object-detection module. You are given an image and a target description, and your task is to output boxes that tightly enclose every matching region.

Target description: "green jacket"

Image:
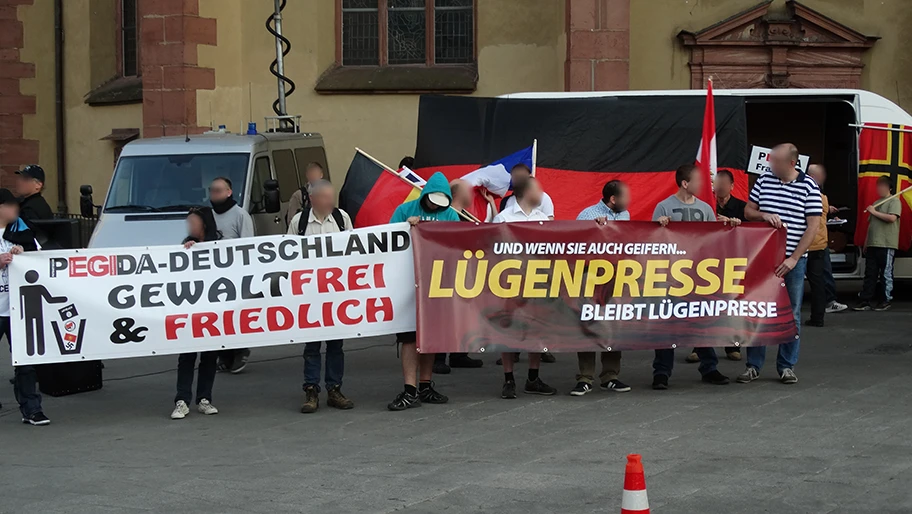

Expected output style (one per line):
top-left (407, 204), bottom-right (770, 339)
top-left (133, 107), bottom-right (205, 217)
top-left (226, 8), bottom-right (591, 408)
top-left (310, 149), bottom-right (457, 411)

top-left (390, 172), bottom-right (461, 223)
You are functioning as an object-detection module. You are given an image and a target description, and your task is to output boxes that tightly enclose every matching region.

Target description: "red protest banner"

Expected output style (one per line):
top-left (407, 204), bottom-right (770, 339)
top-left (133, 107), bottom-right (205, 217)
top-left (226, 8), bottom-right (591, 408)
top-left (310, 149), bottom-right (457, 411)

top-left (412, 221), bottom-right (795, 353)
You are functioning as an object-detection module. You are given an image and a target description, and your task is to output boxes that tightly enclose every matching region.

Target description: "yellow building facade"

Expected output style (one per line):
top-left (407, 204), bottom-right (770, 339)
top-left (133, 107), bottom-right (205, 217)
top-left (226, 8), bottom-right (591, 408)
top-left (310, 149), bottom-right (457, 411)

top-left (2, 0), bottom-right (910, 213)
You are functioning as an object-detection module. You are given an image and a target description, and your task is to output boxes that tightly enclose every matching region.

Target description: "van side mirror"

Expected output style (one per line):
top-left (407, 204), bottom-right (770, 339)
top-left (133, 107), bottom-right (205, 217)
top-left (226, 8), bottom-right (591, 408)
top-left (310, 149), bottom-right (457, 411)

top-left (263, 179), bottom-right (280, 214)
top-left (79, 184), bottom-right (96, 218)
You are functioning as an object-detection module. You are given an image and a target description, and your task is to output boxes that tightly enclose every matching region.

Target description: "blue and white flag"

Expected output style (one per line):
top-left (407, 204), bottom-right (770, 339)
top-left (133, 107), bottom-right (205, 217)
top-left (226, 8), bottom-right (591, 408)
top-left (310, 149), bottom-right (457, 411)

top-left (461, 145), bottom-right (534, 197)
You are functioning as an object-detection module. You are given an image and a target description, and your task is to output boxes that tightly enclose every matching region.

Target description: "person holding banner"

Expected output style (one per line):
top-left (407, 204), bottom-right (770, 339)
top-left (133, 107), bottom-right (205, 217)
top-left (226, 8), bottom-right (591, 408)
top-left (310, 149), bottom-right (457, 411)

top-left (171, 207), bottom-right (222, 420)
top-left (740, 144), bottom-right (822, 385)
top-left (209, 177), bottom-right (254, 375)
top-left (492, 178), bottom-right (559, 399)
top-left (651, 165), bottom-right (734, 390)
top-left (387, 172), bottom-right (458, 411)
top-left (288, 181), bottom-right (356, 414)
top-left (570, 180), bottom-right (631, 396)
top-left (0, 188), bottom-right (48, 425)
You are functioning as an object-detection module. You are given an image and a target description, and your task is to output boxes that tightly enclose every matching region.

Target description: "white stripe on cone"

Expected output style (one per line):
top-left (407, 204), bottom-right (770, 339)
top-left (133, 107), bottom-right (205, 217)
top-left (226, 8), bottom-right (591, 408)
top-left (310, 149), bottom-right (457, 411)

top-left (621, 488), bottom-right (650, 512)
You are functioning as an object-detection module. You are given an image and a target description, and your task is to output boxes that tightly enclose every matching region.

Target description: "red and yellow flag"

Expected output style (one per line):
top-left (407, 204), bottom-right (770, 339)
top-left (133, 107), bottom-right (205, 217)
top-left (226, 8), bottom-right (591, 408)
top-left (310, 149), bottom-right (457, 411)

top-left (855, 124), bottom-right (912, 251)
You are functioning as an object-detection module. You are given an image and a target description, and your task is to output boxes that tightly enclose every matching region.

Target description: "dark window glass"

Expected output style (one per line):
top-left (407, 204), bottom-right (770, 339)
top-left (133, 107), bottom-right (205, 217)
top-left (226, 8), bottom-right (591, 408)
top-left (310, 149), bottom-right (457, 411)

top-left (249, 157), bottom-right (271, 214)
top-left (342, 0), bottom-right (380, 66)
top-left (272, 149), bottom-right (299, 202)
top-left (122, 0), bottom-right (138, 76)
top-left (434, 0), bottom-right (472, 64)
top-left (388, 0), bottom-right (426, 65)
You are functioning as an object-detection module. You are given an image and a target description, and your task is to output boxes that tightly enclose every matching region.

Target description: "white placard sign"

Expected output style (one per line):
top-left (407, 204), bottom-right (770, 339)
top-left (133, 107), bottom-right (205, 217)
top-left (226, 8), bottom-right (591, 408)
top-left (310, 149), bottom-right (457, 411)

top-left (748, 145), bottom-right (811, 174)
top-left (9, 224), bottom-right (417, 365)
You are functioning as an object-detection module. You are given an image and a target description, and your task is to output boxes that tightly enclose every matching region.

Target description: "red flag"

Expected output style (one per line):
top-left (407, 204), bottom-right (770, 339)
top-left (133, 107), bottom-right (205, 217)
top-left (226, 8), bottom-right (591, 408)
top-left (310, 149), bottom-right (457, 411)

top-left (695, 79), bottom-right (718, 214)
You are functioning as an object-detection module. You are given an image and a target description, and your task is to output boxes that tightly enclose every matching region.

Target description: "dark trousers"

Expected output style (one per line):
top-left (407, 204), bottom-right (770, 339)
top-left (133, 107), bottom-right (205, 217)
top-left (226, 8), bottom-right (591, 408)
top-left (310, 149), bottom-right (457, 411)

top-left (860, 247), bottom-right (895, 303)
top-left (435, 353), bottom-right (468, 364)
top-left (175, 351), bottom-right (218, 404)
top-left (2, 316), bottom-right (42, 417)
top-left (654, 347), bottom-right (718, 377)
top-left (303, 340), bottom-right (344, 391)
top-left (806, 249), bottom-right (828, 324)
top-left (823, 248), bottom-right (837, 305)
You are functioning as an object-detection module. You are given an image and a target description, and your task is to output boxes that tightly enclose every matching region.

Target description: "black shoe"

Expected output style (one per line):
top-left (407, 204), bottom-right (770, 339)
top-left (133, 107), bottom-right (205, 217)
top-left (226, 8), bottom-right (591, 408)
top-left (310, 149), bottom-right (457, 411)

top-left (569, 381), bottom-right (593, 396)
top-left (418, 382), bottom-right (449, 404)
top-left (804, 319), bottom-right (824, 327)
top-left (652, 374), bottom-right (669, 390)
top-left (853, 302), bottom-right (872, 311)
top-left (229, 349), bottom-right (250, 374)
top-left (387, 392), bottom-right (421, 411)
top-left (701, 370), bottom-right (730, 385)
top-left (540, 352), bottom-right (556, 363)
top-left (432, 361), bottom-right (451, 375)
top-left (449, 354), bottom-right (483, 368)
top-left (501, 380), bottom-right (517, 399)
top-left (600, 379), bottom-right (631, 392)
top-left (524, 377), bottom-right (557, 395)
top-left (874, 302), bottom-right (892, 311)
top-left (22, 412), bottom-right (50, 426)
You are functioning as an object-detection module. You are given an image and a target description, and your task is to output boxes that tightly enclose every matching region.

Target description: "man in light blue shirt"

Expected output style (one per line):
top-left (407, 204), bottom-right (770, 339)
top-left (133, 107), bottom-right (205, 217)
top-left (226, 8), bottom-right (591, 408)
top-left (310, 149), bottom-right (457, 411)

top-left (571, 180), bottom-right (632, 396)
top-left (577, 180), bottom-right (631, 222)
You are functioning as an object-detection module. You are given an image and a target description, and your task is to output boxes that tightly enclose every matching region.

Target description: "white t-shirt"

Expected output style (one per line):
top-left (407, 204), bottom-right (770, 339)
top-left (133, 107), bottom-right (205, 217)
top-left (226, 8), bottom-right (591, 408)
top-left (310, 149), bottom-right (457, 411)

top-left (493, 202), bottom-right (551, 223)
top-left (503, 191), bottom-right (555, 218)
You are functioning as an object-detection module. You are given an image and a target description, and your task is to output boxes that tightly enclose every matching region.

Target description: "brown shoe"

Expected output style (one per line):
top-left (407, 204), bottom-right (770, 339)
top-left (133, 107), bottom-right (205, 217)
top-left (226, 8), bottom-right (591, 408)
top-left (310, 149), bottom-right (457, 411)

top-left (326, 386), bottom-right (354, 410)
top-left (301, 386), bottom-right (319, 413)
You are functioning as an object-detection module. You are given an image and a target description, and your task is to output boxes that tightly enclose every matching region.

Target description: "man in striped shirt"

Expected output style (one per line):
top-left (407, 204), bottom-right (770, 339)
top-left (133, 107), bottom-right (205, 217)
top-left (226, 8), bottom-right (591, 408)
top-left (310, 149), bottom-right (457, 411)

top-left (741, 144), bottom-right (822, 385)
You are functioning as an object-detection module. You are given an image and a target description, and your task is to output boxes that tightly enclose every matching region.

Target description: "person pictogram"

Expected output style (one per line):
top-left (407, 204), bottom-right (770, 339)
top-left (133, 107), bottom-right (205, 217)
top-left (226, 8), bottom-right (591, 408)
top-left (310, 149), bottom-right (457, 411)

top-left (19, 270), bottom-right (67, 356)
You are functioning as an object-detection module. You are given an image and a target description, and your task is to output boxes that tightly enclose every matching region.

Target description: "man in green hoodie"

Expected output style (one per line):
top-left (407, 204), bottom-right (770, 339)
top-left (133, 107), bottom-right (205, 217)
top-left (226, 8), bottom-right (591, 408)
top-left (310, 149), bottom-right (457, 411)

top-left (388, 172), bottom-right (461, 411)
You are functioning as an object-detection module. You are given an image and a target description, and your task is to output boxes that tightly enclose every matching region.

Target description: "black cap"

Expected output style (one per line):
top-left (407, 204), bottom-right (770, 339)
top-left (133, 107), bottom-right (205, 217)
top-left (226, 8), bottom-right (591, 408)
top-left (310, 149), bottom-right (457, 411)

top-left (16, 164), bottom-right (45, 183)
top-left (0, 188), bottom-right (18, 205)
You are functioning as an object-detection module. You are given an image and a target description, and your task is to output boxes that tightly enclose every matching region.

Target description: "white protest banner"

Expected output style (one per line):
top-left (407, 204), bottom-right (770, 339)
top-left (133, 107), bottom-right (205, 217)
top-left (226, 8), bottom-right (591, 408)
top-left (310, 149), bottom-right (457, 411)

top-left (747, 145), bottom-right (811, 174)
top-left (9, 224), bottom-right (416, 365)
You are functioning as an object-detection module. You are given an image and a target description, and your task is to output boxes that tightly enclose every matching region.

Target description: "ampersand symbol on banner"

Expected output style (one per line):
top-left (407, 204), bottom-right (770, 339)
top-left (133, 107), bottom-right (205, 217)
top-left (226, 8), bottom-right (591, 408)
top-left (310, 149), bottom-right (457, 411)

top-left (110, 318), bottom-right (148, 344)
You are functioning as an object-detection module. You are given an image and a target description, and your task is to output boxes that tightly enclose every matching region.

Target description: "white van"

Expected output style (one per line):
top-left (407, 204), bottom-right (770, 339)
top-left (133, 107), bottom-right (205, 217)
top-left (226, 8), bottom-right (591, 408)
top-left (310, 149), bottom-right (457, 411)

top-left (504, 89), bottom-right (912, 279)
top-left (82, 123), bottom-right (329, 249)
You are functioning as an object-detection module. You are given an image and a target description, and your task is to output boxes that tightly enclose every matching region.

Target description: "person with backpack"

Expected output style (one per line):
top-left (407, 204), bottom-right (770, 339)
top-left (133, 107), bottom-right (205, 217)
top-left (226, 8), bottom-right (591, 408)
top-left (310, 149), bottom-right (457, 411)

top-left (285, 162), bottom-right (328, 227)
top-left (287, 180), bottom-right (355, 414)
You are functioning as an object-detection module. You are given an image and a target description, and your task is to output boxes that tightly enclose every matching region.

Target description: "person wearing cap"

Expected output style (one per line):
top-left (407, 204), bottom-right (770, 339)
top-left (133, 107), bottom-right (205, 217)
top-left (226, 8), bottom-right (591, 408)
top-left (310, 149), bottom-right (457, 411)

top-left (387, 172), bottom-right (460, 412)
top-left (0, 188), bottom-right (48, 425)
top-left (15, 165), bottom-right (53, 222)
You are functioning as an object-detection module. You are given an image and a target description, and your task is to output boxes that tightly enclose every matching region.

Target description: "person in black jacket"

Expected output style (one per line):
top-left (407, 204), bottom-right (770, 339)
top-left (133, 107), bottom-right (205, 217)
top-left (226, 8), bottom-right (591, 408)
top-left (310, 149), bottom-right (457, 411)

top-left (170, 207), bottom-right (222, 420)
top-left (15, 165), bottom-right (53, 222)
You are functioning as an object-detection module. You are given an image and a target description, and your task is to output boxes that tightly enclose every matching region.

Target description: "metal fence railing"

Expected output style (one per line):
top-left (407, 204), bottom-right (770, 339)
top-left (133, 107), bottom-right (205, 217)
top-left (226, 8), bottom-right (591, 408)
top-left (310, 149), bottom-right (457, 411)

top-left (54, 213), bottom-right (98, 248)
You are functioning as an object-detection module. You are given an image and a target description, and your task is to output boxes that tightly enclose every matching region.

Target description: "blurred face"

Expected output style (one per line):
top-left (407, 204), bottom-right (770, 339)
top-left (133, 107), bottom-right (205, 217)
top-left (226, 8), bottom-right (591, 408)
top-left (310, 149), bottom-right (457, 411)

top-left (525, 179), bottom-right (543, 207)
top-left (450, 180), bottom-right (471, 208)
top-left (769, 147), bottom-right (796, 178)
top-left (877, 181), bottom-right (891, 198)
top-left (682, 168), bottom-right (702, 195)
top-left (808, 165), bottom-right (826, 187)
top-left (613, 184), bottom-right (630, 212)
top-left (310, 186), bottom-right (336, 214)
top-left (0, 203), bottom-right (19, 224)
top-left (16, 176), bottom-right (41, 197)
top-left (209, 179), bottom-right (232, 203)
top-left (305, 165), bottom-right (324, 184)
top-left (510, 166), bottom-right (532, 188)
top-left (713, 174), bottom-right (733, 198)
top-left (187, 212), bottom-right (205, 239)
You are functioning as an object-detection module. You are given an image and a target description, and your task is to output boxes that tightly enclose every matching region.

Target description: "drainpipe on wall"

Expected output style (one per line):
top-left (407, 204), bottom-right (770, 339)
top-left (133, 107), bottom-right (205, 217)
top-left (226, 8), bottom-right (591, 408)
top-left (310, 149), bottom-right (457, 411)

top-left (54, 0), bottom-right (67, 214)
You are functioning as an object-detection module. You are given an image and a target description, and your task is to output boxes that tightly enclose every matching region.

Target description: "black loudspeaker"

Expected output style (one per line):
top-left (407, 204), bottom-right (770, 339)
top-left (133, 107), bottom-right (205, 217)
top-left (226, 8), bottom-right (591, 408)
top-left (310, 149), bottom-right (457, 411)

top-left (36, 361), bottom-right (103, 397)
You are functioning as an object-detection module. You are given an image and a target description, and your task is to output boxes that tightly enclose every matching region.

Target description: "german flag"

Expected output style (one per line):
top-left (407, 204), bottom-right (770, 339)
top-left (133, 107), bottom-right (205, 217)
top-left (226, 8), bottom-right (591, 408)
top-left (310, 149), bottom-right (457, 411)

top-left (339, 152), bottom-right (420, 228)
top-left (412, 95), bottom-right (749, 221)
top-left (854, 124), bottom-right (912, 251)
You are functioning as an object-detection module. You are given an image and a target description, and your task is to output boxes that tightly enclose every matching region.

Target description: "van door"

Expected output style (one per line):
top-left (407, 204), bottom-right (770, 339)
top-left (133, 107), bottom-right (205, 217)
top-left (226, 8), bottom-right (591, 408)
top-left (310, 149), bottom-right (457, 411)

top-left (249, 153), bottom-right (285, 235)
top-left (272, 148), bottom-right (299, 226)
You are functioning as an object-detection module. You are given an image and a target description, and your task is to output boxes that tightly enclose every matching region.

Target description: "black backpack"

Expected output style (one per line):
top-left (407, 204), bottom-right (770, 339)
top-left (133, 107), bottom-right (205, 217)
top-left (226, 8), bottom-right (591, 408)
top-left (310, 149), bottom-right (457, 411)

top-left (298, 207), bottom-right (347, 235)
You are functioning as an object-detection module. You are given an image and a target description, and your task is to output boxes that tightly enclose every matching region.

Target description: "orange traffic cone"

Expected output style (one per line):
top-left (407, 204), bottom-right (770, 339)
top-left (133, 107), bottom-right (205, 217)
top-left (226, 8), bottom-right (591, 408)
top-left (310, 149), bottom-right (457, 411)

top-left (621, 454), bottom-right (650, 514)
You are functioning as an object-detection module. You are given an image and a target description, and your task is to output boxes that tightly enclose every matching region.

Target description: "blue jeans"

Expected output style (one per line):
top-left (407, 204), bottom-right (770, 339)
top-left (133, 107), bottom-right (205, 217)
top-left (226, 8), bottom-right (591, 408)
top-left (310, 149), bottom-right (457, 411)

top-left (747, 256), bottom-right (806, 374)
top-left (653, 347), bottom-right (718, 377)
top-left (303, 340), bottom-right (344, 391)
top-left (2, 316), bottom-right (43, 417)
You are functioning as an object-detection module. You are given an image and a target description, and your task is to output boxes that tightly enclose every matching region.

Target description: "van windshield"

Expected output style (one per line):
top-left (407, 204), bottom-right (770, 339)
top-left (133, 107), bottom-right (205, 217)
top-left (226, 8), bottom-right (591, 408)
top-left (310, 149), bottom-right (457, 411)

top-left (104, 153), bottom-right (250, 212)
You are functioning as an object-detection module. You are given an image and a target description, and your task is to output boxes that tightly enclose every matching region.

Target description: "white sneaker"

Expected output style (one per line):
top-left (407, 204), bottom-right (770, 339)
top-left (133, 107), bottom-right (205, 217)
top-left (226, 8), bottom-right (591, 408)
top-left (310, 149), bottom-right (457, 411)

top-left (197, 399), bottom-right (219, 415)
top-left (736, 367), bottom-right (760, 383)
top-left (780, 369), bottom-right (798, 384)
top-left (171, 400), bottom-right (190, 420)
top-left (825, 301), bottom-right (848, 313)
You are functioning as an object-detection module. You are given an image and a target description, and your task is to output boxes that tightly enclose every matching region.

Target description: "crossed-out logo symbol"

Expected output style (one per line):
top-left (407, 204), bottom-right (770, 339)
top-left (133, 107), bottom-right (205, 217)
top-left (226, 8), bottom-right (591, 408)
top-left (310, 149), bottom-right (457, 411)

top-left (20, 269), bottom-right (86, 356)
